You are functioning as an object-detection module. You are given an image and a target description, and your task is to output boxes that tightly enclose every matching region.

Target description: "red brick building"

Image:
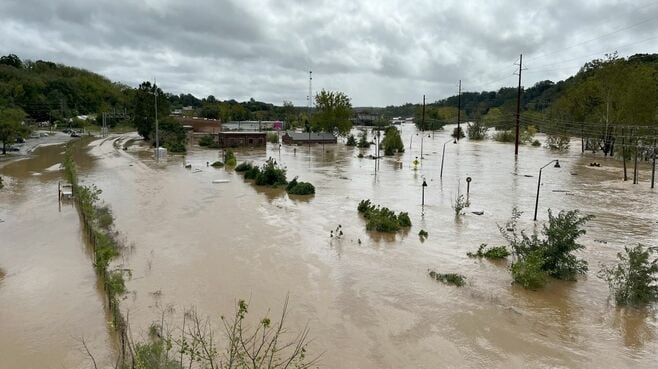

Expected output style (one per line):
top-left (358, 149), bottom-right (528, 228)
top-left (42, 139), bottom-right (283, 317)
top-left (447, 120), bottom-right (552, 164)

top-left (217, 132), bottom-right (266, 148)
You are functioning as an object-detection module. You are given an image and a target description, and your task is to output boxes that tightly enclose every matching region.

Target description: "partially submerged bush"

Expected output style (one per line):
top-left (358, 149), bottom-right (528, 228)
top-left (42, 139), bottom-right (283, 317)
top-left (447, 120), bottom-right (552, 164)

top-left (599, 244), bottom-right (658, 306)
top-left (235, 161), bottom-right (253, 172)
top-left (198, 134), bottom-right (219, 148)
top-left (286, 177), bottom-right (315, 195)
top-left (418, 229), bottom-right (429, 239)
top-left (211, 160), bottom-right (224, 167)
top-left (267, 132), bottom-right (279, 143)
top-left (500, 208), bottom-right (593, 289)
top-left (357, 130), bottom-right (371, 148)
top-left (511, 250), bottom-right (549, 290)
top-left (467, 243), bottom-right (510, 259)
top-left (346, 134), bottom-right (357, 146)
top-left (545, 134), bottom-right (570, 151)
top-left (224, 149), bottom-right (237, 166)
top-left (451, 126), bottom-right (465, 139)
top-left (381, 126), bottom-right (405, 155)
top-left (428, 270), bottom-right (466, 287)
top-left (357, 199), bottom-right (412, 233)
top-left (467, 121), bottom-right (488, 140)
top-left (532, 139), bottom-right (541, 147)
top-left (255, 159), bottom-right (287, 186)
top-left (244, 166), bottom-right (261, 180)
top-left (493, 130), bottom-right (515, 143)
top-left (453, 194), bottom-right (470, 216)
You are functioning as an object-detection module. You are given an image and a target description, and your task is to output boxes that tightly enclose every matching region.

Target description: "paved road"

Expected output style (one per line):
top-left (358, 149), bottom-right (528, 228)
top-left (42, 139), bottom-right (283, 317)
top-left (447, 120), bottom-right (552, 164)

top-left (16, 131), bottom-right (74, 155)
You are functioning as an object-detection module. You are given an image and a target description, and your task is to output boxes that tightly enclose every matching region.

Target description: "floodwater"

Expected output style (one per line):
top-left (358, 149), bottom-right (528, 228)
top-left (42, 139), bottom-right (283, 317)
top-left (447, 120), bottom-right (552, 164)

top-left (0, 142), bottom-right (114, 369)
top-left (2, 124), bottom-right (657, 368)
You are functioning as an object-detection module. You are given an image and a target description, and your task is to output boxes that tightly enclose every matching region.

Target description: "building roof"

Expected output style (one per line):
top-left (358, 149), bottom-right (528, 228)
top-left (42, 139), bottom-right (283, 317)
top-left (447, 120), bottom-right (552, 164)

top-left (219, 131), bottom-right (266, 135)
top-left (284, 131), bottom-right (336, 141)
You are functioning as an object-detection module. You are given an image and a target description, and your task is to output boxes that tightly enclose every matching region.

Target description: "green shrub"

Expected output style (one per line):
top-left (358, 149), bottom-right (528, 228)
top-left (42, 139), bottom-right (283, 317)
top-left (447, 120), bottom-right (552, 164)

top-left (467, 121), bottom-right (488, 140)
top-left (95, 206), bottom-right (114, 230)
top-left (244, 166), bottom-right (261, 180)
top-left (346, 134), bottom-right (357, 146)
top-left (428, 270), bottom-right (466, 287)
top-left (224, 149), bottom-right (237, 166)
top-left (545, 134), bottom-right (570, 151)
top-left (453, 194), bottom-right (470, 216)
top-left (500, 208), bottom-right (593, 288)
top-left (357, 130), bottom-right (371, 148)
top-left (418, 229), bottom-right (428, 238)
top-left (532, 139), bottom-right (541, 147)
top-left (599, 244), bottom-right (658, 306)
top-left (357, 199), bottom-right (411, 233)
top-left (107, 270), bottom-right (126, 295)
top-left (211, 161), bottom-right (224, 167)
top-left (286, 177), bottom-right (315, 195)
top-left (198, 134), bottom-right (218, 148)
top-left (235, 161), bottom-right (253, 172)
top-left (267, 132), bottom-right (279, 144)
top-left (520, 125), bottom-right (537, 143)
top-left (381, 126), bottom-right (405, 155)
top-left (254, 159), bottom-right (287, 186)
top-left (511, 250), bottom-right (549, 289)
top-left (493, 130), bottom-right (515, 143)
top-left (467, 243), bottom-right (510, 259)
top-left (451, 126), bottom-right (465, 139)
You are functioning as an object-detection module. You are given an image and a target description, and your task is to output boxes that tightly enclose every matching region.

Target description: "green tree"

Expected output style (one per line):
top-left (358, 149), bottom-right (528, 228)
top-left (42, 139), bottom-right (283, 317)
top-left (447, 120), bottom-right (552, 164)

top-left (0, 107), bottom-right (27, 154)
top-left (132, 81), bottom-right (170, 140)
top-left (0, 54), bottom-right (23, 69)
top-left (312, 89), bottom-right (352, 135)
top-left (600, 244), bottom-right (658, 306)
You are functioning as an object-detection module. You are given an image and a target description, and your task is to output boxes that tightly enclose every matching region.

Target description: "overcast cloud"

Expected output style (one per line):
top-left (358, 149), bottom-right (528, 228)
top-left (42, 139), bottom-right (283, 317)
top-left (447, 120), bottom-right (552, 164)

top-left (1, 0), bottom-right (657, 106)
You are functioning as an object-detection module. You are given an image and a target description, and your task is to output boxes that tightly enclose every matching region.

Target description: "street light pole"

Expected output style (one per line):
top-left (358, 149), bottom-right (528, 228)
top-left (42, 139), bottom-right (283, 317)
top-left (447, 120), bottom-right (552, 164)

top-left (533, 159), bottom-right (560, 221)
top-left (440, 138), bottom-right (456, 178)
top-left (154, 78), bottom-right (159, 161)
top-left (422, 179), bottom-right (427, 213)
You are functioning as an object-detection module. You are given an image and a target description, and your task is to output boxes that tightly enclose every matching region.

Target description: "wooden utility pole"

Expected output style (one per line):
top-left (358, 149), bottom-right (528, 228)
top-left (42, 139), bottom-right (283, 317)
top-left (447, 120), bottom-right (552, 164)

top-left (622, 127), bottom-right (627, 181)
top-left (515, 54), bottom-right (523, 156)
top-left (421, 94), bottom-right (425, 159)
top-left (633, 128), bottom-right (638, 184)
top-left (651, 137), bottom-right (656, 189)
top-left (457, 80), bottom-right (462, 141)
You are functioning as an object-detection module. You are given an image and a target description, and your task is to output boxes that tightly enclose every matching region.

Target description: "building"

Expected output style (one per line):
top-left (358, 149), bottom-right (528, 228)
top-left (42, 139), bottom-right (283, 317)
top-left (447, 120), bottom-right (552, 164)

top-left (175, 117), bottom-right (221, 134)
top-left (223, 120), bottom-right (285, 131)
top-left (282, 131), bottom-right (337, 145)
top-left (217, 132), bottom-right (266, 148)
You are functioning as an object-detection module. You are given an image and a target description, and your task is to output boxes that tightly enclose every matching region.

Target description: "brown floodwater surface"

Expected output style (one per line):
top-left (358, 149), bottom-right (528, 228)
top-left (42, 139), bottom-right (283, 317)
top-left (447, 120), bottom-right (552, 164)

top-left (2, 127), bottom-right (657, 369)
top-left (0, 142), bottom-right (113, 369)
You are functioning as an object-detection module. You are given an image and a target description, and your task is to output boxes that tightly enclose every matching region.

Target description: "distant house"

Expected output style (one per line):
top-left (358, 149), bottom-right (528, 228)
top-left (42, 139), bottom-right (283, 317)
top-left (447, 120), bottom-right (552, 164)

top-left (218, 132), bottom-right (266, 148)
top-left (351, 111), bottom-right (378, 126)
top-left (282, 131), bottom-right (337, 145)
top-left (223, 120), bottom-right (286, 131)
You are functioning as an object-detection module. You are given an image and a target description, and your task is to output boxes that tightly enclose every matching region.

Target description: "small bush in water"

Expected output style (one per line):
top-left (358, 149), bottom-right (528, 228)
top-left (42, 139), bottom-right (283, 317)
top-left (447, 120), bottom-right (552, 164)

top-left (286, 177), bottom-right (315, 195)
top-left (346, 134), bottom-right (357, 146)
top-left (467, 243), bottom-right (510, 259)
top-left (428, 270), bottom-right (466, 287)
top-left (224, 149), bottom-right (237, 166)
top-left (211, 161), bottom-right (224, 167)
top-left (235, 161), bottom-right (253, 172)
top-left (255, 159), bottom-right (287, 186)
top-left (357, 199), bottom-right (412, 233)
top-left (599, 244), bottom-right (658, 306)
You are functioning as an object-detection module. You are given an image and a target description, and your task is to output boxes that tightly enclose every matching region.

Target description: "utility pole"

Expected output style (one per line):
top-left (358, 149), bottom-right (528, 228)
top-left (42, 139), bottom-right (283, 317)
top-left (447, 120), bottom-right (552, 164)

top-left (308, 70), bottom-right (313, 117)
top-left (651, 137), bottom-right (656, 189)
top-left (421, 95), bottom-right (425, 159)
top-left (154, 78), bottom-right (159, 161)
top-left (457, 80), bottom-right (461, 141)
top-left (515, 54), bottom-right (523, 156)
top-left (622, 127), bottom-right (627, 181)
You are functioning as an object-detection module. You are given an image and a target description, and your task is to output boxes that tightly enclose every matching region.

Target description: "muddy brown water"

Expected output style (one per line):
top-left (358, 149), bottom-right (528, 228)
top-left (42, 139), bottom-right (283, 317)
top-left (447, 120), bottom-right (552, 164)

top-left (1, 125), bottom-right (657, 368)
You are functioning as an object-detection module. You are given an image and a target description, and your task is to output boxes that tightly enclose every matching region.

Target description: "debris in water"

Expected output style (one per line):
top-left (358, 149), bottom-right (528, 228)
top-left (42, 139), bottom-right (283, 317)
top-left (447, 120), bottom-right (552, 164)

top-left (471, 211), bottom-right (484, 215)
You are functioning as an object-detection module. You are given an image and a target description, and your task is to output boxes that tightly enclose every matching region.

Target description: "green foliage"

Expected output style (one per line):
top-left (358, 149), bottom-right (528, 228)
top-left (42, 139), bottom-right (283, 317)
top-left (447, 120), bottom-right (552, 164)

top-left (224, 149), bottom-right (236, 166)
top-left (254, 159), bottom-right (287, 186)
top-left (107, 270), bottom-right (126, 295)
top-left (428, 270), bottom-right (466, 287)
top-left (545, 135), bottom-right (570, 151)
top-left (418, 229), bottom-right (428, 240)
top-left (133, 81), bottom-right (170, 140)
top-left (286, 177), bottom-right (315, 195)
top-left (467, 121), bottom-right (488, 140)
top-left (381, 126), bottom-right (405, 155)
top-left (467, 244), bottom-right (510, 259)
top-left (198, 134), bottom-right (219, 148)
top-left (451, 126), bottom-right (465, 139)
top-left (511, 250), bottom-right (549, 290)
top-left (210, 161), bottom-right (224, 167)
top-left (0, 107), bottom-right (28, 154)
top-left (312, 89), bottom-right (353, 135)
top-left (235, 161), bottom-right (253, 172)
top-left (266, 132), bottom-right (279, 143)
top-left (532, 139), bottom-right (541, 147)
top-left (453, 194), bottom-right (470, 216)
top-left (155, 118), bottom-right (187, 153)
top-left (0, 176), bottom-right (3, 189)
top-left (500, 208), bottom-right (593, 288)
top-left (346, 134), bottom-right (357, 146)
top-left (244, 166), bottom-right (261, 180)
top-left (493, 130), bottom-right (515, 143)
top-left (356, 130), bottom-right (371, 148)
top-left (520, 125), bottom-right (537, 144)
top-left (357, 199), bottom-right (412, 233)
top-left (600, 244), bottom-right (658, 306)
top-left (95, 206), bottom-right (114, 230)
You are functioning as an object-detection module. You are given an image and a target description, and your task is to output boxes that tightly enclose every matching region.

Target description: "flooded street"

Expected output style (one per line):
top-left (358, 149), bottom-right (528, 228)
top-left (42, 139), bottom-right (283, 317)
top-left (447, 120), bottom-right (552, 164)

top-left (2, 125), bottom-right (657, 368)
top-left (0, 143), bottom-right (114, 369)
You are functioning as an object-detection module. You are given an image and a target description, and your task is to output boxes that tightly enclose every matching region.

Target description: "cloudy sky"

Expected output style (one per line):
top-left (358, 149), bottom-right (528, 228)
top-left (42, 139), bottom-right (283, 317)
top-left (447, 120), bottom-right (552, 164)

top-left (1, 0), bottom-right (657, 106)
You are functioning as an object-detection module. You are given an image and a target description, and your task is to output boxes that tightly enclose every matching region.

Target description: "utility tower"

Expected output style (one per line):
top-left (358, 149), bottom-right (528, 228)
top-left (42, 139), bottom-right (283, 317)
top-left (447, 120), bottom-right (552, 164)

top-left (514, 54), bottom-right (523, 156)
top-left (307, 70), bottom-right (313, 115)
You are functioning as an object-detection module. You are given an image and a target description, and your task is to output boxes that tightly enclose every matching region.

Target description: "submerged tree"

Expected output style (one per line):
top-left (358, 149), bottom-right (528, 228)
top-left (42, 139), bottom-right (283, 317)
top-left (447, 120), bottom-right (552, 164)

top-left (312, 89), bottom-right (352, 135)
top-left (600, 244), bottom-right (658, 306)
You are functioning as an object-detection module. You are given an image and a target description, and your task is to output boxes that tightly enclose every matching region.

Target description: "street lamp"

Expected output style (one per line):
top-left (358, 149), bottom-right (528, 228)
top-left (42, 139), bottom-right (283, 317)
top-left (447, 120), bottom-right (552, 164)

top-left (422, 179), bottom-right (428, 210)
top-left (440, 138), bottom-right (457, 178)
top-left (533, 160), bottom-right (561, 221)
top-left (305, 120), bottom-right (310, 151)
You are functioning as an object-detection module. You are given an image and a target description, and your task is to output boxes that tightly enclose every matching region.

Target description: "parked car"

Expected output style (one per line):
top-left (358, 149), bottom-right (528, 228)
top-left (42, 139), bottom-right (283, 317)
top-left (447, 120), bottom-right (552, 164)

top-left (15, 137), bottom-right (25, 143)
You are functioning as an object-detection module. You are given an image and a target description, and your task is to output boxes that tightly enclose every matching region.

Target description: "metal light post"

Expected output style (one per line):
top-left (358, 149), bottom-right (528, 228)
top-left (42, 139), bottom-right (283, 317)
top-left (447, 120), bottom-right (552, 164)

top-left (440, 138), bottom-right (457, 178)
top-left (533, 160), bottom-right (561, 221)
top-left (305, 120), bottom-right (310, 151)
top-left (421, 179), bottom-right (428, 211)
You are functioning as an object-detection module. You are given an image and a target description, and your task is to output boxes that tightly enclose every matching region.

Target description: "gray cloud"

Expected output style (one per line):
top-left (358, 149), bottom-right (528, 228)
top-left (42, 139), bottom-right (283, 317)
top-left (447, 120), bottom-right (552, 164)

top-left (1, 0), bottom-right (657, 106)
